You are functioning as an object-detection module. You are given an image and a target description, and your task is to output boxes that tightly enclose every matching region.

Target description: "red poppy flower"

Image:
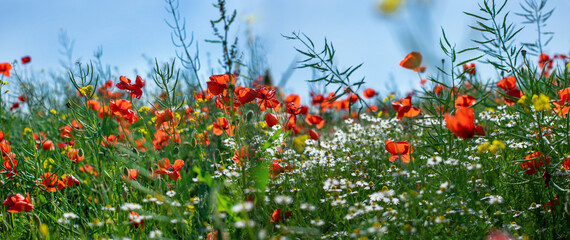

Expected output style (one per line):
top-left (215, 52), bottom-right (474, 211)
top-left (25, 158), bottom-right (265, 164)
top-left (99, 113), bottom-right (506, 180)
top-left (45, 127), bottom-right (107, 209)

top-left (101, 135), bottom-right (117, 148)
top-left (392, 96), bottom-right (421, 119)
top-left (363, 88), bottom-right (377, 99)
top-left (1, 156), bottom-right (18, 178)
top-left (444, 107), bottom-right (485, 139)
top-left (116, 75), bottom-right (145, 99)
top-left (0, 62), bottom-right (12, 77)
top-left (307, 129), bottom-right (320, 140)
top-left (400, 52), bottom-right (422, 71)
top-left (3, 193), bottom-right (33, 213)
top-left (122, 169), bottom-right (139, 181)
top-left (265, 113), bottom-right (279, 128)
top-left (40, 172), bottom-right (59, 192)
top-left (497, 76), bottom-right (516, 91)
top-left (504, 88), bottom-right (523, 106)
top-left (68, 148), bottom-right (84, 163)
top-left (563, 158), bottom-right (570, 170)
top-left (385, 140), bottom-right (413, 163)
top-left (235, 86), bottom-right (257, 105)
top-left (155, 158), bottom-right (184, 181)
top-left (305, 114), bottom-right (325, 129)
top-left (463, 63), bottom-right (476, 75)
top-left (232, 146), bottom-right (257, 164)
top-left (129, 211), bottom-right (144, 228)
top-left (207, 74), bottom-right (235, 96)
top-left (285, 94), bottom-right (301, 107)
top-left (455, 95), bottom-right (476, 108)
top-left (58, 175), bottom-right (80, 191)
top-left (213, 117), bottom-right (235, 137)
top-left (110, 99), bottom-right (139, 124)
top-left (155, 108), bottom-right (174, 130)
top-left (80, 164), bottom-right (98, 176)
top-left (270, 208), bottom-right (292, 223)
top-left (311, 93), bottom-right (325, 106)
top-left (256, 87), bottom-right (281, 112)
top-left (21, 56), bottom-right (31, 65)
top-left (522, 152), bottom-right (550, 175)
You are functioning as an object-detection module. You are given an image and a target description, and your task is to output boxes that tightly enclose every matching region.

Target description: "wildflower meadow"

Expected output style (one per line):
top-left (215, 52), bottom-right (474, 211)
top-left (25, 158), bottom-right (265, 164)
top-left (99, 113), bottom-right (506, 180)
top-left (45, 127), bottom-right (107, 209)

top-left (1, 0), bottom-right (570, 239)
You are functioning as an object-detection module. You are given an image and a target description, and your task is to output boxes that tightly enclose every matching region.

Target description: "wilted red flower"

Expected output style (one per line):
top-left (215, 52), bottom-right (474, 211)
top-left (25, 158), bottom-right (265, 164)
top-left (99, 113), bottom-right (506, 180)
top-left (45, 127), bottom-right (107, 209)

top-left (400, 52), bottom-right (422, 71)
top-left (392, 96), bottom-right (421, 119)
top-left (385, 140), bottom-right (413, 163)
top-left (444, 107), bottom-right (485, 139)
top-left (155, 158), bottom-right (184, 181)
top-left (0, 62), bottom-right (12, 77)
top-left (10, 102), bottom-right (19, 111)
top-left (116, 75), bottom-right (145, 99)
top-left (455, 95), bottom-right (476, 108)
top-left (522, 152), bottom-right (550, 175)
top-left (21, 56), bottom-right (31, 65)
top-left (265, 113), bottom-right (279, 128)
top-left (3, 193), bottom-right (33, 213)
top-left (363, 88), bottom-right (377, 99)
top-left (213, 117), bottom-right (235, 137)
top-left (40, 172), bottom-right (59, 192)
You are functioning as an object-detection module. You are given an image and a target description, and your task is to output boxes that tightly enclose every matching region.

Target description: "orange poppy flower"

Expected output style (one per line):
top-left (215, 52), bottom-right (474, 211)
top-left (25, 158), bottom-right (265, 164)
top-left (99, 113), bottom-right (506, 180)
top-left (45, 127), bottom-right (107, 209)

top-left (311, 93), bottom-right (325, 106)
top-left (384, 140), bottom-right (413, 163)
top-left (155, 158), bottom-right (184, 181)
top-left (444, 107), bottom-right (485, 139)
top-left (455, 95), bottom-right (476, 108)
top-left (285, 94), bottom-right (301, 107)
top-left (522, 152), bottom-right (550, 175)
top-left (563, 158), bottom-right (570, 170)
top-left (400, 52), bottom-right (422, 70)
top-left (256, 87), bottom-right (281, 112)
top-left (391, 96), bottom-right (421, 119)
top-left (265, 113), bottom-right (279, 127)
top-left (40, 172), bottom-right (59, 192)
top-left (0, 62), bottom-right (12, 77)
top-left (363, 88), bottom-right (377, 99)
top-left (434, 84), bottom-right (445, 96)
top-left (213, 117), bottom-right (235, 137)
top-left (3, 193), bottom-right (33, 213)
top-left (305, 114), bottom-right (325, 129)
top-left (110, 99), bottom-right (139, 124)
top-left (116, 75), bottom-right (145, 99)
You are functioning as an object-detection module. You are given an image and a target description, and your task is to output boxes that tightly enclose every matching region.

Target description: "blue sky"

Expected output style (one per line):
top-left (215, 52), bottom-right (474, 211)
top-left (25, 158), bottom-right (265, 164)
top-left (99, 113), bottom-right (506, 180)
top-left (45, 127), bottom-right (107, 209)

top-left (2, 0), bottom-right (569, 102)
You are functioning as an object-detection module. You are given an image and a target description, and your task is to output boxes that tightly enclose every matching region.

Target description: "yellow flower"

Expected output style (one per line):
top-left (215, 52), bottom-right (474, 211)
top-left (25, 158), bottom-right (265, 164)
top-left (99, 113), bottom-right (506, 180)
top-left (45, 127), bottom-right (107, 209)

top-left (39, 224), bottom-right (49, 237)
top-left (79, 85), bottom-right (93, 97)
top-left (532, 94), bottom-right (551, 111)
top-left (377, 111), bottom-right (383, 118)
top-left (207, 124), bottom-right (214, 131)
top-left (138, 106), bottom-right (150, 113)
top-left (383, 94), bottom-right (395, 103)
top-left (293, 135), bottom-right (309, 153)
top-left (50, 109), bottom-right (58, 115)
top-left (378, 0), bottom-right (403, 14)
top-left (23, 127), bottom-right (32, 135)
top-left (477, 141), bottom-right (490, 154)
top-left (517, 95), bottom-right (527, 105)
